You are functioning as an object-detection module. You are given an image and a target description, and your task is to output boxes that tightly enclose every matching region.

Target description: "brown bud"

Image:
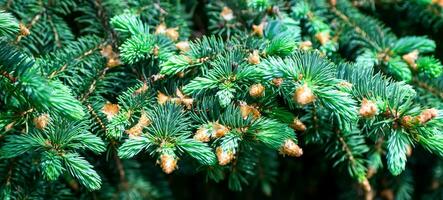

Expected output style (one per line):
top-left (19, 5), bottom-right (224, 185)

top-left (401, 115), bottom-right (414, 128)
top-left (102, 102), bottom-right (119, 120)
top-left (252, 23), bottom-right (265, 37)
top-left (329, 0), bottom-right (337, 6)
top-left (155, 23), bottom-right (167, 34)
top-left (175, 41), bottom-right (190, 52)
top-left (293, 84), bottom-right (315, 105)
top-left (220, 7), bottom-right (234, 21)
top-left (100, 45), bottom-right (114, 58)
top-left (107, 58), bottom-right (121, 68)
top-left (125, 113), bottom-right (151, 136)
top-left (402, 50), bottom-right (419, 70)
top-left (177, 71), bottom-right (185, 78)
top-left (315, 32), bottom-right (330, 45)
top-left (157, 91), bottom-right (170, 104)
top-left (290, 118), bottom-right (306, 132)
top-left (417, 108), bottom-right (438, 124)
top-left (181, 98), bottom-right (194, 109)
top-left (175, 89), bottom-right (193, 109)
top-left (248, 50), bottom-right (260, 65)
top-left (166, 28), bottom-right (179, 41)
top-left (280, 139), bottom-right (303, 157)
top-left (33, 114), bottom-right (50, 130)
top-left (159, 154), bottom-right (177, 174)
top-left (19, 23), bottom-right (30, 36)
top-left (240, 103), bottom-right (261, 120)
top-left (194, 127), bottom-right (211, 142)
top-left (133, 83), bottom-right (148, 95)
top-left (249, 83), bottom-right (265, 98)
top-left (100, 45), bottom-right (121, 68)
top-left (272, 78), bottom-right (283, 86)
top-left (216, 147), bottom-right (234, 165)
top-left (299, 41), bottom-right (313, 50)
top-left (213, 123), bottom-right (229, 138)
top-left (152, 45), bottom-right (159, 56)
top-left (359, 98), bottom-right (378, 118)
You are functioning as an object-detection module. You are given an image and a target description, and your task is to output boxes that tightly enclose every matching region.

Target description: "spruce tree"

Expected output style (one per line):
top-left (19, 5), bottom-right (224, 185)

top-left (1, 0), bottom-right (443, 199)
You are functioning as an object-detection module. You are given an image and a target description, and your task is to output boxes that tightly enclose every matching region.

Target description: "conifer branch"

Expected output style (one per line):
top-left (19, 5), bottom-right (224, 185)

top-left (47, 14), bottom-right (61, 48)
top-left (92, 0), bottom-right (118, 45)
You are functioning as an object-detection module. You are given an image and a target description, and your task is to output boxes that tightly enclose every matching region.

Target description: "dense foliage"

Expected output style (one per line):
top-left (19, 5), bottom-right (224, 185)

top-left (1, 0), bottom-right (443, 199)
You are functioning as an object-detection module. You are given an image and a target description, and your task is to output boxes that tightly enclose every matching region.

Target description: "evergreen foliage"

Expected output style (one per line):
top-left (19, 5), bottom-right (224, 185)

top-left (1, 0), bottom-right (443, 199)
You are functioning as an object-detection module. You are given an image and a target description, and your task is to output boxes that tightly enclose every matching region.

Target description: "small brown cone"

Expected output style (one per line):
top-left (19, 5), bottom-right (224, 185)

top-left (216, 147), bottom-right (234, 165)
top-left (19, 23), bottom-right (30, 36)
top-left (220, 7), bottom-right (234, 21)
top-left (293, 84), bottom-right (315, 105)
top-left (290, 118), bottom-right (306, 132)
top-left (159, 154), bottom-right (178, 174)
top-left (299, 41), bottom-right (313, 50)
top-left (33, 114), bottom-right (50, 130)
top-left (165, 28), bottom-right (179, 41)
top-left (249, 83), bottom-right (265, 98)
top-left (280, 139), bottom-right (303, 157)
top-left (252, 23), bottom-right (265, 37)
top-left (329, 0), bottom-right (337, 6)
top-left (315, 32), bottom-right (330, 45)
top-left (176, 41), bottom-right (190, 52)
top-left (359, 98), bottom-right (378, 118)
top-left (402, 50), bottom-right (419, 70)
top-left (248, 50), bottom-right (260, 65)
